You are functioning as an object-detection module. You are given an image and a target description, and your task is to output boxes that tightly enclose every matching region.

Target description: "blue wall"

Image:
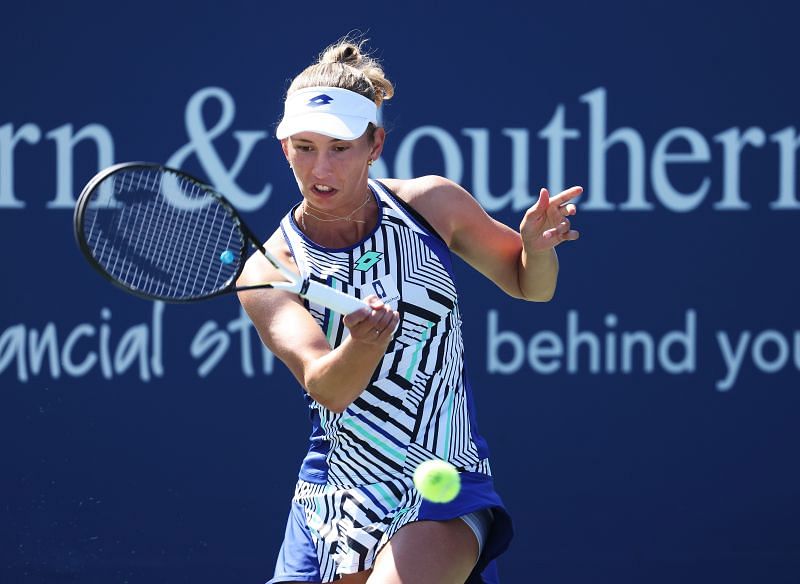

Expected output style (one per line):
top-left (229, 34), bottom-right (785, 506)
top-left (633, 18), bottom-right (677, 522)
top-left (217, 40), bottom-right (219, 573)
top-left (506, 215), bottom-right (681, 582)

top-left (2, 1), bottom-right (799, 582)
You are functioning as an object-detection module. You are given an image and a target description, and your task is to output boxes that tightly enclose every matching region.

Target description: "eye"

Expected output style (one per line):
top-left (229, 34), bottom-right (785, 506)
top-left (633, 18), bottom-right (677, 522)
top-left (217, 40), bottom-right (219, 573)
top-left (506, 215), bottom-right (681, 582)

top-left (295, 145), bottom-right (313, 152)
top-left (333, 145), bottom-right (350, 152)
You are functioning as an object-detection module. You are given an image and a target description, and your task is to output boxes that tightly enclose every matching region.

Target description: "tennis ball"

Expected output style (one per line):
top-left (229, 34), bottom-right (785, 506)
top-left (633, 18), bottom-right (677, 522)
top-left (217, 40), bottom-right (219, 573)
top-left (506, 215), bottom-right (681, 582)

top-left (219, 250), bottom-right (235, 265)
top-left (413, 459), bottom-right (461, 503)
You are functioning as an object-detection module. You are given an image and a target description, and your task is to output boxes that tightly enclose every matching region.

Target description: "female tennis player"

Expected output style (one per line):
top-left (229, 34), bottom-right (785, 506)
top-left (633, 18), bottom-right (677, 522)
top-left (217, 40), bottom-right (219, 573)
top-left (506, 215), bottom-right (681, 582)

top-left (238, 38), bottom-right (580, 584)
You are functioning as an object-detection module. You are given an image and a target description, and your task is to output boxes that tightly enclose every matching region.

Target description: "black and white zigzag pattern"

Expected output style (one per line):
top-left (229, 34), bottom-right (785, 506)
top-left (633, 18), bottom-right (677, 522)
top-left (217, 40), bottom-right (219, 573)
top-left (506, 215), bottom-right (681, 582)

top-left (280, 180), bottom-right (488, 488)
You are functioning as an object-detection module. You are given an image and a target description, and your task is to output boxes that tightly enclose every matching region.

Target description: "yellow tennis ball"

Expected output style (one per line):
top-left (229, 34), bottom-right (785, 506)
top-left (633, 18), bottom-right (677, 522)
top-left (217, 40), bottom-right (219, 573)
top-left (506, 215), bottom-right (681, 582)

top-left (413, 459), bottom-right (461, 503)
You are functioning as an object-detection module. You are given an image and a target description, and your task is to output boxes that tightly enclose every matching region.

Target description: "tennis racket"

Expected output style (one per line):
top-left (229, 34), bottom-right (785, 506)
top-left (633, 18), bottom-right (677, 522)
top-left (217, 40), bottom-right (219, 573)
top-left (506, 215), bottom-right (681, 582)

top-left (73, 162), bottom-right (367, 314)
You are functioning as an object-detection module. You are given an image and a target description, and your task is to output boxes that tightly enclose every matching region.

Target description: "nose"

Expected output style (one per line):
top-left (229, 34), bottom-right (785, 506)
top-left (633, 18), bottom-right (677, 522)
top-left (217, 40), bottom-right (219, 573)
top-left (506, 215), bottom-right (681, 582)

top-left (312, 151), bottom-right (332, 179)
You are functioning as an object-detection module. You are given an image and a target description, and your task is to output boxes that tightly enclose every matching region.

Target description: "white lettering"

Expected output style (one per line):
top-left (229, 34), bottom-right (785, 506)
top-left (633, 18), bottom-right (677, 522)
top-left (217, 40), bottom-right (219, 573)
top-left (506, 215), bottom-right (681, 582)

top-left (621, 331), bottom-right (655, 373)
top-left (604, 313), bottom-right (617, 373)
top-left (567, 310), bottom-right (600, 373)
top-left (651, 128), bottom-right (711, 212)
top-left (191, 306), bottom-right (274, 377)
top-left (2, 86), bottom-right (797, 214)
top-left (0, 123), bottom-right (41, 208)
top-left (462, 128), bottom-right (536, 211)
top-left (28, 324), bottom-right (61, 379)
top-left (394, 126), bottom-right (463, 183)
top-left (486, 310), bottom-right (699, 378)
top-left (45, 123), bottom-right (114, 209)
top-left (715, 330), bottom-right (751, 391)
top-left (114, 325), bottom-right (151, 381)
top-left (580, 87), bottom-right (650, 211)
top-left (712, 127), bottom-right (766, 210)
top-left (486, 310), bottom-right (524, 374)
top-left (0, 304), bottom-right (164, 382)
top-left (191, 321), bottom-right (230, 377)
top-left (751, 330), bottom-right (789, 373)
top-left (61, 324), bottom-right (98, 377)
top-left (658, 309), bottom-right (696, 373)
top-left (769, 127), bottom-right (800, 209)
top-left (527, 331), bottom-right (563, 374)
top-left (0, 325), bottom-right (28, 381)
top-left (538, 105), bottom-right (581, 195)
top-left (167, 87), bottom-right (271, 211)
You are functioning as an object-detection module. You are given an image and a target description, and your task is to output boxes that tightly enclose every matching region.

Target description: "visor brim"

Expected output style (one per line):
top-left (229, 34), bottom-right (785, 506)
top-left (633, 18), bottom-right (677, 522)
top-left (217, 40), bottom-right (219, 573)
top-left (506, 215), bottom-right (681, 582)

top-left (276, 112), bottom-right (372, 141)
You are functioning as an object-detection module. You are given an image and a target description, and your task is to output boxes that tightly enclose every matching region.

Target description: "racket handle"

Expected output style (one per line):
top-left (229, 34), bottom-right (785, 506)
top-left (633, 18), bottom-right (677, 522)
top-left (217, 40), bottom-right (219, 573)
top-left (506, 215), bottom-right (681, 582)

top-left (302, 280), bottom-right (369, 315)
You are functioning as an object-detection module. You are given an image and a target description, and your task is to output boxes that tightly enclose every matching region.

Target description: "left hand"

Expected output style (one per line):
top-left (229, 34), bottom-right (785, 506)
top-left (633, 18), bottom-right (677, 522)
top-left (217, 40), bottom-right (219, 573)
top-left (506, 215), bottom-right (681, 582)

top-left (342, 295), bottom-right (399, 346)
top-left (520, 186), bottom-right (582, 252)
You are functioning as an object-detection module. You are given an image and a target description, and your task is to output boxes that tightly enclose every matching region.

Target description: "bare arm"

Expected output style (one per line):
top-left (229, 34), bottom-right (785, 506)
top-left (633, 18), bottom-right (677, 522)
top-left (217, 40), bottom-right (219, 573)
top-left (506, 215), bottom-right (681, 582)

top-left (237, 231), bottom-right (399, 413)
top-left (381, 176), bottom-right (581, 301)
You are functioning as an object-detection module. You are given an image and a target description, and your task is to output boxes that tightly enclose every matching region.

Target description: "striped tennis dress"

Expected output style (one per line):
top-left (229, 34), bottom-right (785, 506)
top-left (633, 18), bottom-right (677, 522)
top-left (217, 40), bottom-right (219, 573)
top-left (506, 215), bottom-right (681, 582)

top-left (269, 179), bottom-right (512, 584)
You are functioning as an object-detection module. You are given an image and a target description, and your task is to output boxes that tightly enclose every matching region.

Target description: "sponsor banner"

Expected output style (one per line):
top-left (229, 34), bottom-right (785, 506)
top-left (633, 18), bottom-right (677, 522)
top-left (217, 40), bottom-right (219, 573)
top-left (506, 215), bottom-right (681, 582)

top-left (1, 1), bottom-right (798, 583)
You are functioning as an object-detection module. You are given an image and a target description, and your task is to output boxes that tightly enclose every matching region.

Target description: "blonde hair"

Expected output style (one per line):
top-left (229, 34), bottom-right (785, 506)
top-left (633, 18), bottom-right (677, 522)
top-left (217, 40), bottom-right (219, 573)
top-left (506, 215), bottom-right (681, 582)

top-left (287, 37), bottom-right (394, 110)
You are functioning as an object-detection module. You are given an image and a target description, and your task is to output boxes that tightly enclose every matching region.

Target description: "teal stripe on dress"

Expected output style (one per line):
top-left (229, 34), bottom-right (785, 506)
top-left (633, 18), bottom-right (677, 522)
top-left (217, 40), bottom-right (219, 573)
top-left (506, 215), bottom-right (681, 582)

top-left (324, 279), bottom-right (337, 345)
top-left (442, 388), bottom-right (455, 459)
top-left (371, 482), bottom-right (400, 508)
top-left (342, 417), bottom-right (406, 464)
top-left (404, 322), bottom-right (433, 381)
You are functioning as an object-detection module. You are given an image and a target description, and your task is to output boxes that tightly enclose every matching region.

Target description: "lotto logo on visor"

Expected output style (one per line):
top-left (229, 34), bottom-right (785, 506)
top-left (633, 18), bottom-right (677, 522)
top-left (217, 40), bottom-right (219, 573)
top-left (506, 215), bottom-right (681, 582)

top-left (276, 86), bottom-right (379, 141)
top-left (307, 94), bottom-right (333, 107)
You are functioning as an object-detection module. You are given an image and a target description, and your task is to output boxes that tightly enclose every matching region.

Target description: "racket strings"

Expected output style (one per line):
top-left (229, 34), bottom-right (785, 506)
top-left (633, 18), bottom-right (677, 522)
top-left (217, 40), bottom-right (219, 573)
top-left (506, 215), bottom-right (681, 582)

top-left (82, 168), bottom-right (243, 299)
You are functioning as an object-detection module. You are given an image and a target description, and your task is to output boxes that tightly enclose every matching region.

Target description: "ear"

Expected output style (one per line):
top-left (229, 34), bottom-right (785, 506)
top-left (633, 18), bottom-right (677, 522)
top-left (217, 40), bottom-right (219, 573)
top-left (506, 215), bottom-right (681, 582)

top-left (370, 127), bottom-right (386, 161)
top-left (280, 138), bottom-right (290, 161)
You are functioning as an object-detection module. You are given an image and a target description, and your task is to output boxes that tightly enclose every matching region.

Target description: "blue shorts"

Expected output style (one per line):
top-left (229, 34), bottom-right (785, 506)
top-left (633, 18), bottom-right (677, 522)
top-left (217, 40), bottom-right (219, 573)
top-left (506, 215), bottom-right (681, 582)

top-left (267, 471), bottom-right (513, 584)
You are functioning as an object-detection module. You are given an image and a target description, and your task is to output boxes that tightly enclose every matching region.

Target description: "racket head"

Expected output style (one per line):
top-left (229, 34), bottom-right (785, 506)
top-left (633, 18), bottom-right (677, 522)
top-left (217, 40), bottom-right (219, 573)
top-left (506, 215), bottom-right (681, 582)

top-left (74, 162), bottom-right (251, 302)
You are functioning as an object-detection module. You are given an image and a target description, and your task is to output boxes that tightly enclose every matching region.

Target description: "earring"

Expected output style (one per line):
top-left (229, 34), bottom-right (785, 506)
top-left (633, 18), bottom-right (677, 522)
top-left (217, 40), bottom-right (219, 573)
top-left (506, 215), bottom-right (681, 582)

top-left (367, 159), bottom-right (374, 167)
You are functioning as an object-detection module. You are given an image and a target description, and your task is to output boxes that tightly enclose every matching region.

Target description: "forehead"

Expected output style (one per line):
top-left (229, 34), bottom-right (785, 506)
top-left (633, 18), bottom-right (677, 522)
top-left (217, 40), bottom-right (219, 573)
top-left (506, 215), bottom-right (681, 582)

top-left (291, 132), bottom-right (345, 142)
top-left (289, 131), bottom-right (365, 145)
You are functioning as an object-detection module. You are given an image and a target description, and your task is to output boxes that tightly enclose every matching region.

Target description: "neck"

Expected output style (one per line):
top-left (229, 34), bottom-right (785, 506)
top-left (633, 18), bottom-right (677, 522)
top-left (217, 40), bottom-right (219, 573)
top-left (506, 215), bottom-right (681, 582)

top-left (302, 189), bottom-right (372, 225)
top-left (297, 189), bottom-right (377, 246)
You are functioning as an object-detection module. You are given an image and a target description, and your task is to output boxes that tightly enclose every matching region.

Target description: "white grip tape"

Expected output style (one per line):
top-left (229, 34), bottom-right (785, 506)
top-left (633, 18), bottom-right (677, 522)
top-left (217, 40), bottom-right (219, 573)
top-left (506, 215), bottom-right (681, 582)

top-left (302, 279), bottom-right (368, 316)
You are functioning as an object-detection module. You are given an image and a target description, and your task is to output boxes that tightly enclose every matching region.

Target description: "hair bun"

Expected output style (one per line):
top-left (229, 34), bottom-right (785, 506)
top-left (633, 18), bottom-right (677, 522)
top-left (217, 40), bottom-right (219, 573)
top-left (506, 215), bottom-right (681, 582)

top-left (288, 36), bottom-right (395, 108)
top-left (320, 42), bottom-right (362, 67)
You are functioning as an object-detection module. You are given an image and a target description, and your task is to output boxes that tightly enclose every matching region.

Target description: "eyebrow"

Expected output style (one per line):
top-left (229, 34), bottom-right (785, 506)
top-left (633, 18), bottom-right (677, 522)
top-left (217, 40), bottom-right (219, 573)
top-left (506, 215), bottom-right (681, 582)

top-left (292, 137), bottom-right (347, 144)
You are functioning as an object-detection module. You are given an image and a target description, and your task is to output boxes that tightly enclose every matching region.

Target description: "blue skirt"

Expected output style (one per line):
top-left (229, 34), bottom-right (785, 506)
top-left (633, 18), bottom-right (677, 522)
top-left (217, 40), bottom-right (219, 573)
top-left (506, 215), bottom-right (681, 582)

top-left (267, 471), bottom-right (513, 583)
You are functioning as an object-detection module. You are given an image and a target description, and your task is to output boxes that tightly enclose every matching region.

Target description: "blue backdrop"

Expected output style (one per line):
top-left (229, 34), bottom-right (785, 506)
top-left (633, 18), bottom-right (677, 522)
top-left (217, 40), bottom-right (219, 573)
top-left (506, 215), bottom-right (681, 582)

top-left (2, 1), bottom-right (799, 582)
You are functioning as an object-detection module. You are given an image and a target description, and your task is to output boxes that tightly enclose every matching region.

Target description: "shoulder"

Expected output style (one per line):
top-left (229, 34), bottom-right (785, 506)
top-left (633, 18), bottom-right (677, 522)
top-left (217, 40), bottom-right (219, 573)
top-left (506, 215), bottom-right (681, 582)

top-left (379, 176), bottom-right (475, 246)
top-left (380, 175), bottom-right (462, 202)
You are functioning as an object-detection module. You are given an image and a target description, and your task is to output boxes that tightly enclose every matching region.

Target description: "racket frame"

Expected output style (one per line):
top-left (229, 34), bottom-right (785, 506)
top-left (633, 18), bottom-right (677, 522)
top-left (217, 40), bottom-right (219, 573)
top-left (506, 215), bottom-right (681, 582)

top-left (73, 162), bottom-right (367, 315)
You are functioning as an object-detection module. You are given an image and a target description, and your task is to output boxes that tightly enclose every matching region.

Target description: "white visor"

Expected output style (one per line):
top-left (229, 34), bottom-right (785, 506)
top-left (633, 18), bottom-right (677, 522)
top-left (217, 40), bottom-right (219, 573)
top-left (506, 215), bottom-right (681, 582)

top-left (276, 86), bottom-right (378, 140)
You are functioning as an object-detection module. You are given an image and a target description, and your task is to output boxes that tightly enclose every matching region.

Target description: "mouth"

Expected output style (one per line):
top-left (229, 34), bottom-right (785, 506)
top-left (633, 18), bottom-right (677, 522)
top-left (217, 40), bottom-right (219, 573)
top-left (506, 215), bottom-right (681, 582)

top-left (311, 183), bottom-right (338, 197)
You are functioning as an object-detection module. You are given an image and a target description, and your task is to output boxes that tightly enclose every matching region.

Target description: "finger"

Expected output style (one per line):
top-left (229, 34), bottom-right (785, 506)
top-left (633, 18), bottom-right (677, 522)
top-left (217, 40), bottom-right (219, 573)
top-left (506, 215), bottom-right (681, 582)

top-left (370, 308), bottom-right (395, 332)
top-left (550, 186), bottom-right (583, 207)
top-left (379, 311), bottom-right (401, 338)
top-left (365, 309), bottom-right (399, 342)
top-left (359, 301), bottom-right (395, 328)
top-left (537, 188), bottom-right (550, 211)
top-left (524, 188), bottom-right (550, 223)
top-left (346, 295), bottom-right (385, 329)
top-left (559, 202), bottom-right (577, 216)
top-left (343, 304), bottom-right (373, 328)
top-left (543, 224), bottom-right (579, 243)
top-left (555, 223), bottom-right (580, 241)
top-left (365, 294), bottom-right (384, 308)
